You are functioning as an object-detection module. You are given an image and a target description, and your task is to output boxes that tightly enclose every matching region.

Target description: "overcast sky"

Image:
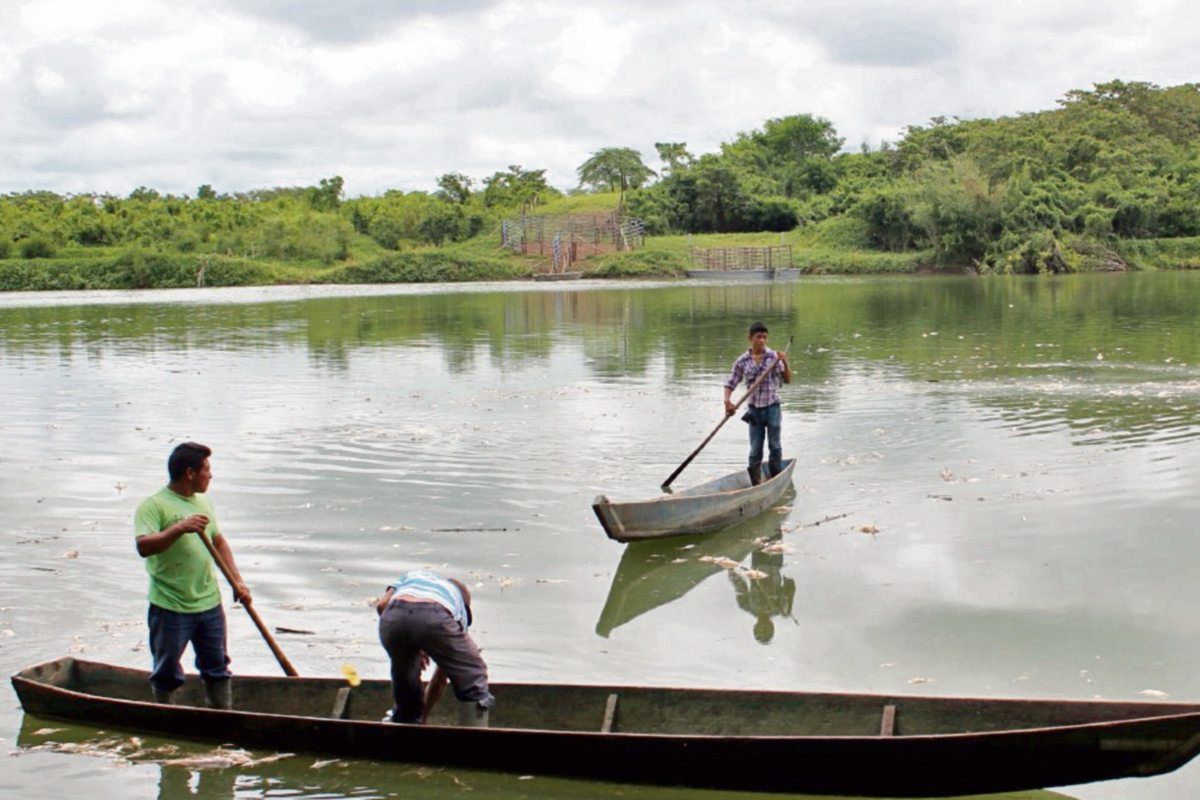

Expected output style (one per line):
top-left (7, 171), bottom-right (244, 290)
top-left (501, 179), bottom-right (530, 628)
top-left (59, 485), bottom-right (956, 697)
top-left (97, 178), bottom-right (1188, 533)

top-left (3, 0), bottom-right (1198, 198)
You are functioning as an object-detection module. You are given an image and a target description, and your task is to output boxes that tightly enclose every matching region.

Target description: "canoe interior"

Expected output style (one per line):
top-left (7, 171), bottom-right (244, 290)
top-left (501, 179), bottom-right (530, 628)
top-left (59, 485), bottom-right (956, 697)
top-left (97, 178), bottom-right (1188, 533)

top-left (17, 657), bottom-right (1200, 739)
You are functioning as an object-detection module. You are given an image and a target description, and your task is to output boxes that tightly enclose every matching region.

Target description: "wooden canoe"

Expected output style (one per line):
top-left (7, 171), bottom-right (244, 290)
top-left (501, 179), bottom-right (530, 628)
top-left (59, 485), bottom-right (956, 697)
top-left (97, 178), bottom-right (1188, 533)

top-left (593, 459), bottom-right (796, 542)
top-left (13, 657), bottom-right (1200, 797)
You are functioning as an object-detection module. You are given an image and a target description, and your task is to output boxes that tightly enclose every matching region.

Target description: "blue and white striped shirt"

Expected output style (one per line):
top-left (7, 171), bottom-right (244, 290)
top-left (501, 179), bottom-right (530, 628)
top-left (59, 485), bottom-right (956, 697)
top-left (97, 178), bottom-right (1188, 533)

top-left (388, 570), bottom-right (470, 629)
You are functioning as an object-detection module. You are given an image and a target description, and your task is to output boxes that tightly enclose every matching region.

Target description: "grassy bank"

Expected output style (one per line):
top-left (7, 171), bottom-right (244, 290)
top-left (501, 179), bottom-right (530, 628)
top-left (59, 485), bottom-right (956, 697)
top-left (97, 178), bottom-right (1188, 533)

top-left (3, 211), bottom-right (1199, 292)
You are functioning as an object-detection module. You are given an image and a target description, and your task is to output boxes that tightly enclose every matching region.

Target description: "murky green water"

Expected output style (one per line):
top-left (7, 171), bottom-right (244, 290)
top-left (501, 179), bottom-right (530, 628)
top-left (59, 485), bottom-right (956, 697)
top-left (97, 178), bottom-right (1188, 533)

top-left (3, 274), bottom-right (1200, 800)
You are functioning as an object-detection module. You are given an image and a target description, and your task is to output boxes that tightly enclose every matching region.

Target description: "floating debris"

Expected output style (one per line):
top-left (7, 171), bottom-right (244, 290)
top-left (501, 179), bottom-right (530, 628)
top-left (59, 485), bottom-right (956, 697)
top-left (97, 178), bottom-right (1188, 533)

top-left (158, 748), bottom-right (295, 769)
top-left (908, 677), bottom-right (932, 685)
top-left (858, 524), bottom-right (881, 534)
top-left (340, 664), bottom-right (361, 687)
top-left (801, 513), bottom-right (848, 529)
top-left (61, 550), bottom-right (80, 559)
top-left (1138, 689), bottom-right (1170, 700)
top-left (739, 569), bottom-right (768, 580)
top-left (698, 556), bottom-right (741, 570)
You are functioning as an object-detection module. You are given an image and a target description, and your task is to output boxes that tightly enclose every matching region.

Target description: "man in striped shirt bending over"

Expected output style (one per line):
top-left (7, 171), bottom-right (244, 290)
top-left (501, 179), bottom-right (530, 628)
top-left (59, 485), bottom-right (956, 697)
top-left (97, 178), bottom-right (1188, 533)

top-left (376, 569), bottom-right (494, 726)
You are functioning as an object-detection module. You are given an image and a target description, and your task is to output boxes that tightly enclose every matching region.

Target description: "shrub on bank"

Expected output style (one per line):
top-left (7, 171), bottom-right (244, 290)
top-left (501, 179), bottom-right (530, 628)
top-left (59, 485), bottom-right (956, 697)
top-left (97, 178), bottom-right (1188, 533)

top-left (317, 250), bottom-right (524, 284)
top-left (0, 252), bottom-right (289, 291)
top-left (585, 249), bottom-right (688, 277)
top-left (1115, 236), bottom-right (1200, 270)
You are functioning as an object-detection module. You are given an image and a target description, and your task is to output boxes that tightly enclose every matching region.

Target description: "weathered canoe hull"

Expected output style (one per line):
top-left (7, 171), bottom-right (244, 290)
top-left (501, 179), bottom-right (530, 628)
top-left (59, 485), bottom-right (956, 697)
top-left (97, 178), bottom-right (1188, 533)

top-left (593, 459), bottom-right (795, 542)
top-left (532, 272), bottom-right (584, 281)
top-left (13, 657), bottom-right (1200, 797)
top-left (684, 269), bottom-right (801, 280)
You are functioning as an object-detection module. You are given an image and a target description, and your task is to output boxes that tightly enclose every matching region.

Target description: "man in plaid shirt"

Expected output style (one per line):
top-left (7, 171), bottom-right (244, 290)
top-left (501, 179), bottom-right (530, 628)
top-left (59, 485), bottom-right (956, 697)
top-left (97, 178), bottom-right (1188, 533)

top-left (723, 322), bottom-right (792, 485)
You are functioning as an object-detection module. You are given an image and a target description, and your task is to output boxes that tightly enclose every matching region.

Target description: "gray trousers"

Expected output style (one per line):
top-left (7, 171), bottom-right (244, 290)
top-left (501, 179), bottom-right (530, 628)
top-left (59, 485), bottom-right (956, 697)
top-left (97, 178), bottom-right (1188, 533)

top-left (378, 601), bottom-right (492, 724)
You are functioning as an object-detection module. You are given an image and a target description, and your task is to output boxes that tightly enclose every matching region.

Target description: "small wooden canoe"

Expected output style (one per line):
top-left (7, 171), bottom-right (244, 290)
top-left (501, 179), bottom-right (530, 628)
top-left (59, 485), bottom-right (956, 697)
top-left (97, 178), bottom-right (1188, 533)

top-left (593, 459), bottom-right (796, 542)
top-left (13, 657), bottom-right (1200, 797)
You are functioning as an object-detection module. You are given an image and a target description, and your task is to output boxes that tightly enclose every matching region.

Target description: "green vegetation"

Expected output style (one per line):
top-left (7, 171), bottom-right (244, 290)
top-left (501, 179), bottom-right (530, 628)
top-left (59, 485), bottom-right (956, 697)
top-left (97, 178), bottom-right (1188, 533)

top-left (3, 79), bottom-right (1200, 291)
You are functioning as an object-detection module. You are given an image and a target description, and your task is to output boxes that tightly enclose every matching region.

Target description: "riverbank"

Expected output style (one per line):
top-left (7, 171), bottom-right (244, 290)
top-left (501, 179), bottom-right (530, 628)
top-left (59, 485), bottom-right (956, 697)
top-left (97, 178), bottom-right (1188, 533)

top-left (2, 228), bottom-right (1198, 292)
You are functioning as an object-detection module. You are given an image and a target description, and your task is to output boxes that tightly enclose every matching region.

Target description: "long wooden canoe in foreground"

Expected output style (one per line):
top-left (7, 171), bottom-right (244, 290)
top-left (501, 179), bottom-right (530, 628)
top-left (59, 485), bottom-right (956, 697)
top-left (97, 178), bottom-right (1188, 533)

top-left (593, 458), bottom-right (796, 542)
top-left (13, 657), bottom-right (1200, 797)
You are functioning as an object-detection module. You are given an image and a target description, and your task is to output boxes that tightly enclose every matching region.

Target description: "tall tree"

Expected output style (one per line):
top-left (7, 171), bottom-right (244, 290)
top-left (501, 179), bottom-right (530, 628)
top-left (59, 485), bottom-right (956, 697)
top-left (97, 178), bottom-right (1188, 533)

top-left (481, 165), bottom-right (551, 209)
top-left (436, 172), bottom-right (474, 204)
top-left (577, 147), bottom-right (657, 208)
top-left (654, 142), bottom-right (695, 175)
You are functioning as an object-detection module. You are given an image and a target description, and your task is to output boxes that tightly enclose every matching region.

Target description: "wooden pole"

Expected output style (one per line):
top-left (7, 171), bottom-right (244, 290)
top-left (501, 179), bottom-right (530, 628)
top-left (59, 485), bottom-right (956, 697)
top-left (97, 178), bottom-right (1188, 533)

top-left (197, 530), bottom-right (299, 677)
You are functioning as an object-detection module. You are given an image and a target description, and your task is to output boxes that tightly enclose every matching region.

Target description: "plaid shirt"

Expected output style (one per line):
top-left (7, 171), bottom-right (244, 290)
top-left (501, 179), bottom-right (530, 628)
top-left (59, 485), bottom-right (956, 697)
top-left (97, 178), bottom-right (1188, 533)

top-left (724, 347), bottom-right (786, 408)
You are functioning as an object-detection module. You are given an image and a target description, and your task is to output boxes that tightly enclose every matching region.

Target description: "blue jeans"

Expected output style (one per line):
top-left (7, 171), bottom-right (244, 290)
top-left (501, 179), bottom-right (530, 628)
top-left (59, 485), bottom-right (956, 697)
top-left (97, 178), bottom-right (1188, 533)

top-left (148, 603), bottom-right (232, 692)
top-left (745, 402), bottom-right (783, 477)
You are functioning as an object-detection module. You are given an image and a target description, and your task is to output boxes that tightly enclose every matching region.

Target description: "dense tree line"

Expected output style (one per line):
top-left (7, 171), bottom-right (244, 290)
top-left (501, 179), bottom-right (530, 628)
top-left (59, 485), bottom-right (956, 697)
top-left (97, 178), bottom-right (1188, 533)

top-left (0, 165), bottom-right (560, 264)
top-left (2, 80), bottom-right (1199, 276)
top-left (627, 80), bottom-right (1200, 272)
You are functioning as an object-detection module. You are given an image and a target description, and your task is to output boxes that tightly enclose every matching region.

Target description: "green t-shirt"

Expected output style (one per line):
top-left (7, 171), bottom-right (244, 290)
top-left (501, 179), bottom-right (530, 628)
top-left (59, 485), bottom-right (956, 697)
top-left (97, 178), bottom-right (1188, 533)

top-left (134, 487), bottom-right (223, 613)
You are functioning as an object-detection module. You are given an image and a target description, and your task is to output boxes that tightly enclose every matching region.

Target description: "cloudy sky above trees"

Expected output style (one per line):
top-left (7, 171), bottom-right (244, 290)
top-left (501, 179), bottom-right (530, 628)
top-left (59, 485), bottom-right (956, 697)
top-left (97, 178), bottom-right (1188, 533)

top-left (3, 0), bottom-right (1198, 198)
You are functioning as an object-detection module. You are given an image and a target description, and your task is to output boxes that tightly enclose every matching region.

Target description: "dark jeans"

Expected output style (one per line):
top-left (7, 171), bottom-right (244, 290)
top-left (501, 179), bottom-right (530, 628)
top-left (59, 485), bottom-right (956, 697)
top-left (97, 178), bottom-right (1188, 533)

top-left (745, 401), bottom-right (783, 477)
top-left (379, 601), bottom-right (492, 724)
top-left (148, 603), bottom-right (232, 692)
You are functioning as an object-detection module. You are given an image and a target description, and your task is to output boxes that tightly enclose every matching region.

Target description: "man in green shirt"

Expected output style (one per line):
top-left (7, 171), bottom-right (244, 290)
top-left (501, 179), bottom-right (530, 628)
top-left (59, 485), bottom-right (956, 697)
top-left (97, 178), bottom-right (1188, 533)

top-left (135, 442), bottom-right (251, 709)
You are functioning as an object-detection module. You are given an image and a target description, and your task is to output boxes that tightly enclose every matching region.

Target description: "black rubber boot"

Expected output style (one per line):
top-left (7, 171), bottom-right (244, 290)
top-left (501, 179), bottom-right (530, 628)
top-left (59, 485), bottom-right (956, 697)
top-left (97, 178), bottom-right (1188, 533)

top-left (205, 679), bottom-right (233, 710)
top-left (151, 686), bottom-right (176, 705)
top-left (748, 466), bottom-right (763, 486)
top-left (457, 700), bottom-right (490, 728)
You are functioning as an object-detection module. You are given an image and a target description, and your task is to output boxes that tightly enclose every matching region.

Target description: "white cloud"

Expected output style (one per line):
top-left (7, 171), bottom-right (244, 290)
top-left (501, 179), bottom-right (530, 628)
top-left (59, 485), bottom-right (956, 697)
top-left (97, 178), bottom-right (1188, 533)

top-left (2, 0), bottom-right (1199, 197)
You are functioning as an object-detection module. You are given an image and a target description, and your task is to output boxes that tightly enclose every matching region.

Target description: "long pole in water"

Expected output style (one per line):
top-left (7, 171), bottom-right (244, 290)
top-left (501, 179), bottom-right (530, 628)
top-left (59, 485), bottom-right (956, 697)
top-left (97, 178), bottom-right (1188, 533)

top-left (661, 335), bottom-right (792, 490)
top-left (197, 529), bottom-right (299, 677)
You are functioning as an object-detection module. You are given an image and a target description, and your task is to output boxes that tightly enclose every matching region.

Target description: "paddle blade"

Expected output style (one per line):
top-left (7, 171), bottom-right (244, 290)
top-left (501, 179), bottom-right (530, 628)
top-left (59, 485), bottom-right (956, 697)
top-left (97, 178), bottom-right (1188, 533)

top-left (340, 663), bottom-right (361, 687)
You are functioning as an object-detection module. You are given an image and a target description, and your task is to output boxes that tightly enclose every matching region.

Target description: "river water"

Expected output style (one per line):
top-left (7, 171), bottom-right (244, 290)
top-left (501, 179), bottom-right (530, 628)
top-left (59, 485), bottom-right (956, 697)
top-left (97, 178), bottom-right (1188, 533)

top-left (2, 274), bottom-right (1199, 800)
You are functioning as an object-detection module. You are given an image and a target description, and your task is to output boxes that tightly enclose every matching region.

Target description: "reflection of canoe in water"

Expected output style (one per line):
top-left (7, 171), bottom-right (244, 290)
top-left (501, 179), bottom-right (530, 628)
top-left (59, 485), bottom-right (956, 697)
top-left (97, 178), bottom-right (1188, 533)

top-left (595, 516), bottom-right (777, 638)
top-left (593, 459), bottom-right (795, 542)
top-left (14, 657), bottom-right (1200, 797)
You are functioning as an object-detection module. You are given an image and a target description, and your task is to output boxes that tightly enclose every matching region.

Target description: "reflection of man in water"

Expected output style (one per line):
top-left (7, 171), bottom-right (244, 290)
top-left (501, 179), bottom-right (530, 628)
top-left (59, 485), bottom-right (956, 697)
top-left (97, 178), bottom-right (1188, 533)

top-left (158, 764), bottom-right (236, 799)
top-left (728, 543), bottom-right (797, 644)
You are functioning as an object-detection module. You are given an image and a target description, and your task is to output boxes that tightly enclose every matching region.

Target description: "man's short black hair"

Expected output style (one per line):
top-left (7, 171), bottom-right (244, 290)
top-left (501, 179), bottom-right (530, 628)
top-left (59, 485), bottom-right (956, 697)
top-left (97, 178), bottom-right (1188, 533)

top-left (168, 442), bottom-right (212, 481)
top-left (749, 322), bottom-right (769, 336)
